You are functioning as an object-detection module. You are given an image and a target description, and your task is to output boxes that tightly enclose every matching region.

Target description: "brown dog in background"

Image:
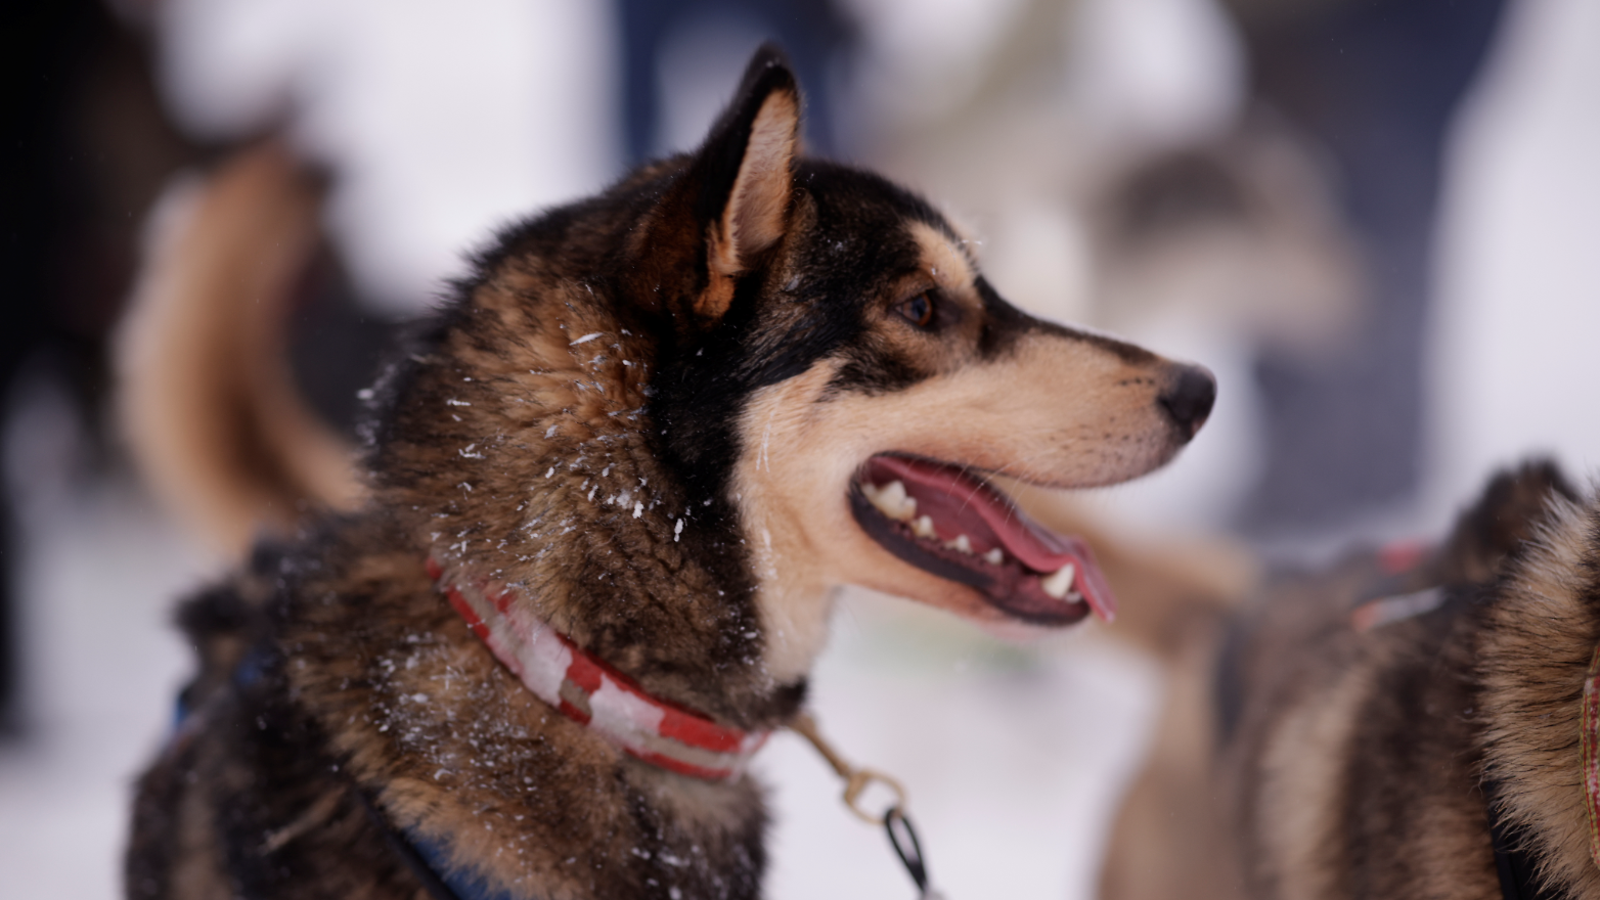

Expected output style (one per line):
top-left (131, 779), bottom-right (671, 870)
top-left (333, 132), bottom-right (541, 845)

top-left (1102, 459), bottom-right (1600, 900)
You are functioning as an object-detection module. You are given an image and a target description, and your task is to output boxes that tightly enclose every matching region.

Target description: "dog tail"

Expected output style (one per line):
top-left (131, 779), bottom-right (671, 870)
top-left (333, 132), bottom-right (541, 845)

top-left (116, 142), bottom-right (364, 556)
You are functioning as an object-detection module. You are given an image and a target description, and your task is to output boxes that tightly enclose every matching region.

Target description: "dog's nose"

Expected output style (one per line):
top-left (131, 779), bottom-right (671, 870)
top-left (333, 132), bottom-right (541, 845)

top-left (1158, 364), bottom-right (1216, 441)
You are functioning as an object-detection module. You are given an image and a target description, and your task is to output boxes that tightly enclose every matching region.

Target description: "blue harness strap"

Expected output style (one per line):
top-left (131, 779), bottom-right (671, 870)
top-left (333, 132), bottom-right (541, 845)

top-left (172, 651), bottom-right (537, 900)
top-left (354, 788), bottom-right (531, 900)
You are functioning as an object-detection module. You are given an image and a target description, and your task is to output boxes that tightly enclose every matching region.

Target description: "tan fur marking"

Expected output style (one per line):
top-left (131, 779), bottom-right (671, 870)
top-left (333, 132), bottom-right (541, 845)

top-left (726, 90), bottom-right (798, 262)
top-left (1255, 658), bottom-right (1371, 899)
top-left (733, 363), bottom-right (849, 683)
top-left (908, 220), bottom-right (976, 292)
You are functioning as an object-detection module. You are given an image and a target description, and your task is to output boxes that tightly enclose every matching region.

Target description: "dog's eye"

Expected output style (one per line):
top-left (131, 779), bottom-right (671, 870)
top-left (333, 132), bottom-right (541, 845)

top-left (895, 292), bottom-right (936, 329)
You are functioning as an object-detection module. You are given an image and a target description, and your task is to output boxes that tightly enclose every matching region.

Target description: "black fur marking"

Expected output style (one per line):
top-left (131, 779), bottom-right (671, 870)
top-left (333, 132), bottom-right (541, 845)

top-left (975, 276), bottom-right (1157, 366)
top-left (826, 351), bottom-right (926, 397)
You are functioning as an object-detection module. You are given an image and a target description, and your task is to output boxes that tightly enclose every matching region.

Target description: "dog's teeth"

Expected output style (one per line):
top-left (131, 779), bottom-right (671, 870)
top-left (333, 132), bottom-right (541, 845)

top-left (983, 547), bottom-right (1003, 565)
top-left (945, 534), bottom-right (973, 554)
top-left (1040, 563), bottom-right (1077, 600)
top-left (866, 480), bottom-right (917, 521)
top-left (880, 480), bottom-right (907, 508)
top-left (912, 515), bottom-right (937, 539)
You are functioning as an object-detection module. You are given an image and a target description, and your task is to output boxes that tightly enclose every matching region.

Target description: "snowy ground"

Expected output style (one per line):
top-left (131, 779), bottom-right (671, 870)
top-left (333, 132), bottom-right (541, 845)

top-left (4, 0), bottom-right (1599, 897)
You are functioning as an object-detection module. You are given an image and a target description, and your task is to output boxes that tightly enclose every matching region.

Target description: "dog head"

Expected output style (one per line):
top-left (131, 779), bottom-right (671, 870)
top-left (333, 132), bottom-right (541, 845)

top-left (374, 46), bottom-right (1213, 704)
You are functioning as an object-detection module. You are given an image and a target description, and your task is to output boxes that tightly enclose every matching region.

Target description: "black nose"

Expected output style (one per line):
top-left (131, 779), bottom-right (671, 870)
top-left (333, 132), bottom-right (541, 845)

top-left (1158, 364), bottom-right (1216, 441)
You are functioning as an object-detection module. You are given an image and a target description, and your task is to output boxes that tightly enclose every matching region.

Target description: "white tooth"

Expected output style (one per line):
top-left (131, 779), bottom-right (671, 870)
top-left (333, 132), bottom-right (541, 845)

top-left (983, 548), bottom-right (1003, 565)
top-left (1040, 563), bottom-right (1077, 600)
top-left (880, 480), bottom-right (907, 508)
top-left (945, 534), bottom-right (973, 554)
top-left (913, 515), bottom-right (937, 539)
top-left (882, 481), bottom-right (916, 521)
top-left (866, 481), bottom-right (915, 522)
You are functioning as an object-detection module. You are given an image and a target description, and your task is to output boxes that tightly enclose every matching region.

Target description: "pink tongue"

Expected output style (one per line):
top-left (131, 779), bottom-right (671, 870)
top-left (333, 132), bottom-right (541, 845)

top-left (866, 456), bottom-right (1117, 620)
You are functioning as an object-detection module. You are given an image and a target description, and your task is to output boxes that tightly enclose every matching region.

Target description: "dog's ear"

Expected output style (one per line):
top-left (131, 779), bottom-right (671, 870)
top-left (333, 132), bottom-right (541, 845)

top-left (694, 45), bottom-right (800, 322)
top-left (637, 45), bottom-right (800, 327)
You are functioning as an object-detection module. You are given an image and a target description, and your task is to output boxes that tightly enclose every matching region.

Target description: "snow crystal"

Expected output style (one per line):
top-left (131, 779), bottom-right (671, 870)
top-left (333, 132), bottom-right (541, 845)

top-left (569, 332), bottom-right (602, 346)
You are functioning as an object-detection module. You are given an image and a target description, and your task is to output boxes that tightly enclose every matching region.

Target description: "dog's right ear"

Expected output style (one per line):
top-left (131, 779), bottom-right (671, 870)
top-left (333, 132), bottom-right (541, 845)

top-left (634, 45), bottom-right (800, 328)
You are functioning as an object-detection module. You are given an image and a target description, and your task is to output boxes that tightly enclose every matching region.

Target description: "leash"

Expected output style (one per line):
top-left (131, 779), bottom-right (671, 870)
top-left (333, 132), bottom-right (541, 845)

top-left (789, 712), bottom-right (947, 899)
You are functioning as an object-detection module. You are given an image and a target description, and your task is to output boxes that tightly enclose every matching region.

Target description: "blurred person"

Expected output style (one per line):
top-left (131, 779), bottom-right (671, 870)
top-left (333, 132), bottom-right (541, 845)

top-left (1, 0), bottom-right (203, 736)
top-left (618, 0), bottom-right (857, 163)
top-left (1223, 0), bottom-right (1508, 533)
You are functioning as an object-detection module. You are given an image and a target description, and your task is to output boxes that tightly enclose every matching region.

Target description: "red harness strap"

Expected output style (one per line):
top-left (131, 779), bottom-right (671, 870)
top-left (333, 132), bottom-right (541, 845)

top-left (1582, 644), bottom-right (1600, 870)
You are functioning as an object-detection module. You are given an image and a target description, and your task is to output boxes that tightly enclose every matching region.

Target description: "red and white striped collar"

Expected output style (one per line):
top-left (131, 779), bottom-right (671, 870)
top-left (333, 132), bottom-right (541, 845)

top-left (427, 557), bottom-right (770, 781)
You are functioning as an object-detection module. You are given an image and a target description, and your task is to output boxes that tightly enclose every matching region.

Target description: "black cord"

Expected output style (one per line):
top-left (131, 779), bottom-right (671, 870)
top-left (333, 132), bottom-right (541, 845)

top-left (885, 806), bottom-right (930, 895)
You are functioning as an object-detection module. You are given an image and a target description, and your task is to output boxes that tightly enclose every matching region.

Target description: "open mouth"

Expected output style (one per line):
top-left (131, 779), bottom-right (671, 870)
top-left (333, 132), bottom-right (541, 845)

top-left (848, 455), bottom-right (1116, 627)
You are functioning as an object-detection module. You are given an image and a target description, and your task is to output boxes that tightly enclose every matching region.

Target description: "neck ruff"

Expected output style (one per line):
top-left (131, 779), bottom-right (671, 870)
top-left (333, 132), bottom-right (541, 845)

top-left (428, 557), bottom-right (769, 781)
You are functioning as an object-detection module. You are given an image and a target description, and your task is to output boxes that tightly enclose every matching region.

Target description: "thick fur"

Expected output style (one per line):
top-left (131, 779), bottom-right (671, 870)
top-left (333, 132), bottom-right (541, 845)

top-left (126, 47), bottom-right (1212, 900)
top-left (1100, 459), bottom-right (1600, 900)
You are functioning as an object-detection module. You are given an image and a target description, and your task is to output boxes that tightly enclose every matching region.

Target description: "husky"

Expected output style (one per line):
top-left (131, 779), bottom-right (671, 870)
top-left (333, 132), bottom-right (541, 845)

top-left (1100, 459), bottom-right (1600, 900)
top-left (123, 46), bottom-right (1214, 900)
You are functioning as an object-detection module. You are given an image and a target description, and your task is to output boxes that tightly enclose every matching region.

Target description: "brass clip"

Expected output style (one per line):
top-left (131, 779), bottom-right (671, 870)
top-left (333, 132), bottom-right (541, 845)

top-left (789, 711), bottom-right (908, 825)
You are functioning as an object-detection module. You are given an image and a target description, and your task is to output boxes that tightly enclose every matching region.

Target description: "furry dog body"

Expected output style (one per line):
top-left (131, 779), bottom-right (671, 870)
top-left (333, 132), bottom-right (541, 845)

top-left (126, 48), bottom-right (1213, 900)
top-left (1102, 461), bottom-right (1600, 900)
